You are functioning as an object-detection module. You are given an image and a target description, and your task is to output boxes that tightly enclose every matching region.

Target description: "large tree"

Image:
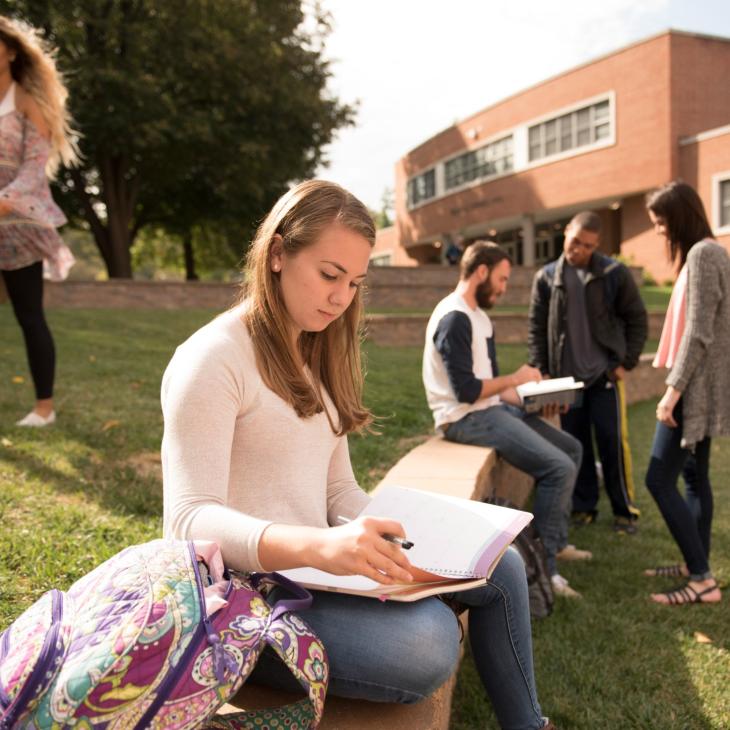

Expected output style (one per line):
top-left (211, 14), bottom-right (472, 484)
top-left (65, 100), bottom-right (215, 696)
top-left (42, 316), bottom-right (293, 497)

top-left (3, 0), bottom-right (354, 277)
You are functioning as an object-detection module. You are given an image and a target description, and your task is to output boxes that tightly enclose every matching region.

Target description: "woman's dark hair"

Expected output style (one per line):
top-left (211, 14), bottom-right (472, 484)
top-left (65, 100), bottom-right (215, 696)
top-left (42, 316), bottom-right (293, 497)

top-left (460, 240), bottom-right (512, 279)
top-left (646, 181), bottom-right (713, 268)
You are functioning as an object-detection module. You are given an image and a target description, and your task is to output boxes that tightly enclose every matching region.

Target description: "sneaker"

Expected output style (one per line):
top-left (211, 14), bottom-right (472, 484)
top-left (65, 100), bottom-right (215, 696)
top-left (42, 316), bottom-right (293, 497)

top-left (16, 410), bottom-right (56, 428)
top-left (556, 544), bottom-right (593, 561)
top-left (613, 516), bottom-right (638, 535)
top-left (551, 574), bottom-right (581, 598)
top-left (571, 510), bottom-right (597, 527)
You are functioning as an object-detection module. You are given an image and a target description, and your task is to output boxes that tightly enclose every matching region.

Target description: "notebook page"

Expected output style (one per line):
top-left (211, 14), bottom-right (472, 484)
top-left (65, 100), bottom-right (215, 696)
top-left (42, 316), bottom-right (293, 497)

top-left (360, 485), bottom-right (532, 578)
top-left (279, 568), bottom-right (380, 592)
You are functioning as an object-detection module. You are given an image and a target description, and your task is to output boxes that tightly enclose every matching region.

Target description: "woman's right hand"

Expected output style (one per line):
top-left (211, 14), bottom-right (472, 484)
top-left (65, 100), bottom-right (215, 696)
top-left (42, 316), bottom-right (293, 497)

top-left (311, 517), bottom-right (415, 585)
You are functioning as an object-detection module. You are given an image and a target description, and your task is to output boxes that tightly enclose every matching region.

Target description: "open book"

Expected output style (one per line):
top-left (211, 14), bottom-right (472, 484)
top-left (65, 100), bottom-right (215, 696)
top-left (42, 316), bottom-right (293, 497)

top-left (516, 376), bottom-right (584, 414)
top-left (280, 485), bottom-right (532, 602)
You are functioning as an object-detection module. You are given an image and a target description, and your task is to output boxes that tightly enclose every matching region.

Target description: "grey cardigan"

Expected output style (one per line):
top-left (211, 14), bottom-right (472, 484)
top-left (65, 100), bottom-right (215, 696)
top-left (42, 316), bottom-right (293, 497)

top-left (666, 239), bottom-right (730, 448)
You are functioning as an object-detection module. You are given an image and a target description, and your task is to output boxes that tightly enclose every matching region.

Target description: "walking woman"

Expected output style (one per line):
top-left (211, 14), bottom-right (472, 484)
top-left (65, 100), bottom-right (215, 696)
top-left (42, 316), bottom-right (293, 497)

top-left (0, 16), bottom-right (77, 426)
top-left (644, 181), bottom-right (728, 605)
top-left (161, 180), bottom-right (556, 729)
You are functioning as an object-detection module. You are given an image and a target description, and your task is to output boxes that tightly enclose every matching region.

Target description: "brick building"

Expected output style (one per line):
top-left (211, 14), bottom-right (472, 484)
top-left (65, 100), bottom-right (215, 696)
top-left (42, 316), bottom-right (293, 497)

top-left (372, 30), bottom-right (730, 284)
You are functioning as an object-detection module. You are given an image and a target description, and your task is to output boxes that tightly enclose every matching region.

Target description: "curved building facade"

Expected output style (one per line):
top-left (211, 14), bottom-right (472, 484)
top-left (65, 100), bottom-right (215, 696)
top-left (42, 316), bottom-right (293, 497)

top-left (374, 30), bottom-right (730, 283)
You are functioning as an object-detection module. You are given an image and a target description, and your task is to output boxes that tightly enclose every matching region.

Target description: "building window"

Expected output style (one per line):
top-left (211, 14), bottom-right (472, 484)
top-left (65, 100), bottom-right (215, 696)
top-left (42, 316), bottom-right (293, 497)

top-left (407, 169), bottom-right (436, 208)
top-left (444, 136), bottom-right (513, 190)
top-left (720, 179), bottom-right (730, 229)
top-left (528, 99), bottom-right (611, 162)
top-left (492, 228), bottom-right (524, 266)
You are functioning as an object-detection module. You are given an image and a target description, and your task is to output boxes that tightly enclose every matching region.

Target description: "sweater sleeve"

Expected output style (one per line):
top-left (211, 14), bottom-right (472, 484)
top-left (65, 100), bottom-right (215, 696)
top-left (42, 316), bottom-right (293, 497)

top-left (161, 334), bottom-right (271, 573)
top-left (325, 435), bottom-right (371, 526)
top-left (666, 243), bottom-right (722, 392)
top-left (433, 311), bottom-right (482, 403)
top-left (0, 119), bottom-right (65, 226)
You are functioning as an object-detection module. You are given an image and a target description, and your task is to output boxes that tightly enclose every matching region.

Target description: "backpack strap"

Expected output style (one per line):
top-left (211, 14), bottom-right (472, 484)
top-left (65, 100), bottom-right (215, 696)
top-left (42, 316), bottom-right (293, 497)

top-left (205, 572), bottom-right (328, 729)
top-left (250, 571), bottom-right (313, 620)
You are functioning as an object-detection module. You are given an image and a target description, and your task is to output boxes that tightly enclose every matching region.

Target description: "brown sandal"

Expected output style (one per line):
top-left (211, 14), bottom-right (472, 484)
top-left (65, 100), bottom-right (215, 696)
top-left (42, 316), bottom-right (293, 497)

top-left (644, 564), bottom-right (685, 578)
top-left (652, 582), bottom-right (720, 605)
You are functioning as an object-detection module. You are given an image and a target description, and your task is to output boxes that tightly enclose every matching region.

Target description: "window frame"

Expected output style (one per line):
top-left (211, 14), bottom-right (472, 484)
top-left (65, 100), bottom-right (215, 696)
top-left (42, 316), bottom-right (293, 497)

top-left (526, 93), bottom-right (615, 165)
top-left (712, 170), bottom-right (730, 235)
top-left (406, 168), bottom-right (437, 209)
top-left (443, 135), bottom-right (514, 192)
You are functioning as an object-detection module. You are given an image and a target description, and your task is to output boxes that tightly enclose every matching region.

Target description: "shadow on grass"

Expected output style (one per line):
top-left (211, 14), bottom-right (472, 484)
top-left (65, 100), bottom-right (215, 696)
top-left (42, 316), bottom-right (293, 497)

top-left (0, 436), bottom-right (162, 517)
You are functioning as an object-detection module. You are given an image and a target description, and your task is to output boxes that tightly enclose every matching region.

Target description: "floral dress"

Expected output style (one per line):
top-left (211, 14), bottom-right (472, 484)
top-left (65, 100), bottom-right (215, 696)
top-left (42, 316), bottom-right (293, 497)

top-left (0, 82), bottom-right (74, 281)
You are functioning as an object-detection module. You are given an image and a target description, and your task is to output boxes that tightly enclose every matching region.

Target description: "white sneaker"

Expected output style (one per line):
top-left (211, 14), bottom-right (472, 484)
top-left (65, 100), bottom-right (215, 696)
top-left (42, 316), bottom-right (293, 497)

top-left (551, 574), bottom-right (581, 598)
top-left (16, 410), bottom-right (56, 427)
top-left (556, 544), bottom-right (593, 561)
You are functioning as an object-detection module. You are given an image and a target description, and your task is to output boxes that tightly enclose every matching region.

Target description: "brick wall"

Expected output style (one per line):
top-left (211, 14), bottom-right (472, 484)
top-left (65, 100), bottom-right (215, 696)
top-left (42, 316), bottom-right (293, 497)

top-left (45, 280), bottom-right (240, 310)
top-left (44, 265), bottom-right (642, 311)
top-left (365, 310), bottom-right (664, 347)
top-left (396, 33), bottom-right (675, 246)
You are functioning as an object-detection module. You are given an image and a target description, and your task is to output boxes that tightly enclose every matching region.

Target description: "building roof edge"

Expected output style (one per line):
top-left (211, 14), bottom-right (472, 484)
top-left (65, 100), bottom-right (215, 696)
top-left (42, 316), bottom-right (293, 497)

top-left (405, 28), bottom-right (730, 160)
top-left (680, 123), bottom-right (730, 146)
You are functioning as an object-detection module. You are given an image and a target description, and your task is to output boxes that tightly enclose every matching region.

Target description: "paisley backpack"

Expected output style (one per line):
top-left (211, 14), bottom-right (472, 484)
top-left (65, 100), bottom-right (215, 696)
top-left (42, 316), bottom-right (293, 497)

top-left (0, 539), bottom-right (328, 729)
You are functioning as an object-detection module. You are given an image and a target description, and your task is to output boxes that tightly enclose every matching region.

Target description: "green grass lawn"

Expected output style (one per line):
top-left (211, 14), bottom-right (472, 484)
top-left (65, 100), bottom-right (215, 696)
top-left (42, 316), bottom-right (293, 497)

top-left (640, 284), bottom-right (673, 311)
top-left (0, 308), bottom-right (727, 728)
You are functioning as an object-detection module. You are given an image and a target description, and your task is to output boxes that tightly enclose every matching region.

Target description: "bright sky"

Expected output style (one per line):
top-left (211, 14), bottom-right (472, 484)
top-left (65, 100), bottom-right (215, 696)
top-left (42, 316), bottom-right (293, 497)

top-left (316, 0), bottom-right (730, 211)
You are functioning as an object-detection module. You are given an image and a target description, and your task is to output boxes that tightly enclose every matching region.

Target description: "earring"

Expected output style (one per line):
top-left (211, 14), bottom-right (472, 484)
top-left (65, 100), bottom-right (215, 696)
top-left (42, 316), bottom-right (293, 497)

top-left (272, 263), bottom-right (280, 272)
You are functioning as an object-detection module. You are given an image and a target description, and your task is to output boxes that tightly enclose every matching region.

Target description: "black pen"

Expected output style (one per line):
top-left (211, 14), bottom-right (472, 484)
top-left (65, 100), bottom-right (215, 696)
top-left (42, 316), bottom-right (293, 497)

top-left (336, 516), bottom-right (414, 550)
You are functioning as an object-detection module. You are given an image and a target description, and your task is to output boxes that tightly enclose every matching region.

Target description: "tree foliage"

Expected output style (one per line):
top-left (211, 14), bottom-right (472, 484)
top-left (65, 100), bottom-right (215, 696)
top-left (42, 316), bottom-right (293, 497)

top-left (1, 0), bottom-right (354, 277)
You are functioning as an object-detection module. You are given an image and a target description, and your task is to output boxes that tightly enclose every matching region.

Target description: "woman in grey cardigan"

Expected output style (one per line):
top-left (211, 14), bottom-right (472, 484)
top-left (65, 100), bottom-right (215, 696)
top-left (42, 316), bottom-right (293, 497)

top-left (643, 181), bottom-right (728, 606)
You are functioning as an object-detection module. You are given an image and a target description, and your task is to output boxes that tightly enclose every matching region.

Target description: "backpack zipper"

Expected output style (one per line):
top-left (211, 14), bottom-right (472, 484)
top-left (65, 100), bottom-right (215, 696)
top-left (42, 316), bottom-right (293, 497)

top-left (134, 542), bottom-right (233, 729)
top-left (0, 589), bottom-right (64, 729)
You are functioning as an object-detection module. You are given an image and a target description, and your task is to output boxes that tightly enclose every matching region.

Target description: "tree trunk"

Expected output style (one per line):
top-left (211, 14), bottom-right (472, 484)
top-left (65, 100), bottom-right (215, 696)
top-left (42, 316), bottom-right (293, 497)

top-left (99, 153), bottom-right (136, 278)
top-left (183, 231), bottom-right (199, 281)
top-left (105, 222), bottom-right (134, 278)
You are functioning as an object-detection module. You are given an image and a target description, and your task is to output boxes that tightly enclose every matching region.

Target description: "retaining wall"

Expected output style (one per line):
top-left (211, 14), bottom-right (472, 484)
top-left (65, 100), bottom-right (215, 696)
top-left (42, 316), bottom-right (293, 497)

top-left (44, 264), bottom-right (643, 311)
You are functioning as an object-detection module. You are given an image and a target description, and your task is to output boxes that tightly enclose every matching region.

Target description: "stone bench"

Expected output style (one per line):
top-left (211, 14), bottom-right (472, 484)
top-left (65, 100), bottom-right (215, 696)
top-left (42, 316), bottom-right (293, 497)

top-left (219, 437), bottom-right (528, 728)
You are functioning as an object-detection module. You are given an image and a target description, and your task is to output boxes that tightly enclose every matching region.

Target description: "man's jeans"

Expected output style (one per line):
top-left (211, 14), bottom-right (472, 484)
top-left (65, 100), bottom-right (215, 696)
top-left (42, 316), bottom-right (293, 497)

top-left (445, 404), bottom-right (582, 576)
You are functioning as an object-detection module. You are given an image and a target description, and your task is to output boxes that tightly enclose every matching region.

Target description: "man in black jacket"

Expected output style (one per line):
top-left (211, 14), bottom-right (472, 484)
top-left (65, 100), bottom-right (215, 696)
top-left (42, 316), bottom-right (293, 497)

top-left (528, 211), bottom-right (648, 533)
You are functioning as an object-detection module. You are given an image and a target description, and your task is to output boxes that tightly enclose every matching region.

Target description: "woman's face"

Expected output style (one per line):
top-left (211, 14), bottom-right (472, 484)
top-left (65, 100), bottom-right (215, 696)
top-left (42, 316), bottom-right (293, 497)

top-left (272, 221), bottom-right (371, 339)
top-left (649, 210), bottom-right (668, 241)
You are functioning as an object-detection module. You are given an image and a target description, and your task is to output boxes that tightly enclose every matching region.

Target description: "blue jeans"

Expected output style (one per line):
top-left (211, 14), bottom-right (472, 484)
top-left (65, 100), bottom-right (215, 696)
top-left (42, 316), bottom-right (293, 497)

top-left (250, 548), bottom-right (546, 730)
top-left (445, 404), bottom-right (582, 575)
top-left (645, 401), bottom-right (713, 581)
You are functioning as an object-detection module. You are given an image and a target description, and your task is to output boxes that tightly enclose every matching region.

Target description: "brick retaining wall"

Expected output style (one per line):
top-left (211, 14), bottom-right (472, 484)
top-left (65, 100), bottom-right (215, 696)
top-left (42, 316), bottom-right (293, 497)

top-left (365, 311), bottom-right (664, 347)
top-left (44, 264), bottom-right (643, 311)
top-left (45, 279), bottom-right (240, 310)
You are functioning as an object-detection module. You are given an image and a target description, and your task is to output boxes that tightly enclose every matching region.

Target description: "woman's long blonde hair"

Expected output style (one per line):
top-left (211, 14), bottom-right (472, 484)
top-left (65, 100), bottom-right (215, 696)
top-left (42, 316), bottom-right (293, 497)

top-left (240, 180), bottom-right (376, 436)
top-left (0, 15), bottom-right (78, 175)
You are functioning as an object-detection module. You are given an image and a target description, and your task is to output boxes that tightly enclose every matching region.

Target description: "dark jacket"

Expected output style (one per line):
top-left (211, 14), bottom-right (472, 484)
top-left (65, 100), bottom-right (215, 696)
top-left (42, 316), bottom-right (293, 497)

top-left (528, 253), bottom-right (648, 377)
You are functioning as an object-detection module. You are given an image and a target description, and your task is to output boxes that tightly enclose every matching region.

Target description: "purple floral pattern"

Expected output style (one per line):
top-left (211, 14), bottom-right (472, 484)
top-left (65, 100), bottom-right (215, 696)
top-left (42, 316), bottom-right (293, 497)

top-left (0, 540), bottom-right (328, 729)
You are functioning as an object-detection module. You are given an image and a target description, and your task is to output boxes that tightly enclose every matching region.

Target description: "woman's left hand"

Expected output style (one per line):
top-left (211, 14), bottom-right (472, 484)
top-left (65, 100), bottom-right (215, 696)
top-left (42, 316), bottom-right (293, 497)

top-left (656, 386), bottom-right (680, 427)
top-left (0, 200), bottom-right (13, 217)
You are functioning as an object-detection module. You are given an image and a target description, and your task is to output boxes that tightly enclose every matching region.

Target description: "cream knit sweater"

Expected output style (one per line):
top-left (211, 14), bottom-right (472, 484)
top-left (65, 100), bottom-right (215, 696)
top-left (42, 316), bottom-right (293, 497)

top-left (161, 307), bottom-right (371, 572)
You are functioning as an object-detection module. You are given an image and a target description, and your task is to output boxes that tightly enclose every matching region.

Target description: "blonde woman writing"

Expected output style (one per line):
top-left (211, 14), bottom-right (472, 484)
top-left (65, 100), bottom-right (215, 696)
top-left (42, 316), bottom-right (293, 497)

top-left (161, 181), bottom-right (556, 729)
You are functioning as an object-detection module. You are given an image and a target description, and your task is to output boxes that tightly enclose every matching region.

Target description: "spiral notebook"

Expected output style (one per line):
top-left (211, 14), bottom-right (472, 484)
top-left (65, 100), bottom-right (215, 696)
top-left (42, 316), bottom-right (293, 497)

top-left (280, 485), bottom-right (533, 602)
